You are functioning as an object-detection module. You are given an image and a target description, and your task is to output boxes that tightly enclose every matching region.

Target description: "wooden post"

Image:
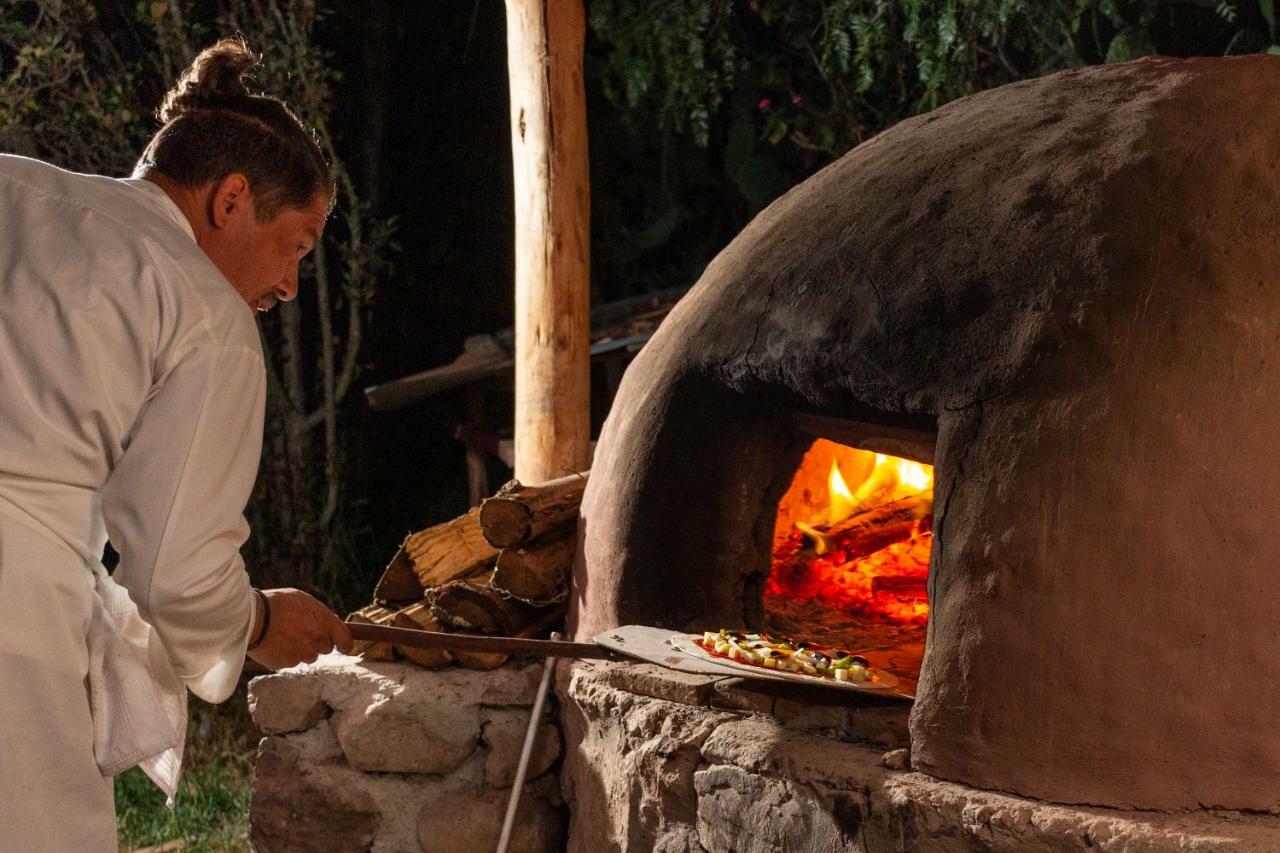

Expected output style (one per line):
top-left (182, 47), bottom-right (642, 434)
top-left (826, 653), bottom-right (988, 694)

top-left (505, 0), bottom-right (591, 484)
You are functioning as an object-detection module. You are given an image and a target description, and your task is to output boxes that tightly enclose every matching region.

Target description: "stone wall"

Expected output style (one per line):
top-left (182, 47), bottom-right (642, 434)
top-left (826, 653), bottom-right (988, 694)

top-left (247, 654), bottom-right (565, 853)
top-left (561, 661), bottom-right (1280, 852)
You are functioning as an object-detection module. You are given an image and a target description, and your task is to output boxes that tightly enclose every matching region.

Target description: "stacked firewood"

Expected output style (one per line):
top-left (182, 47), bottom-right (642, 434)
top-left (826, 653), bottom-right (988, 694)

top-left (348, 472), bottom-right (588, 669)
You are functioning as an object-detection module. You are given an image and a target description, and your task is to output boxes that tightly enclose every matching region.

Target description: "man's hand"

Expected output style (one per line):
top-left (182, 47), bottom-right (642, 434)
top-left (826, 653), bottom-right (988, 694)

top-left (247, 587), bottom-right (354, 671)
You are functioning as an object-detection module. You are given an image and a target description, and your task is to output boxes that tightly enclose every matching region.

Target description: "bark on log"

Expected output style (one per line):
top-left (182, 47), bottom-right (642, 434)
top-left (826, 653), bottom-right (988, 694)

top-left (506, 0), bottom-right (592, 484)
top-left (802, 493), bottom-right (932, 559)
top-left (479, 471), bottom-right (589, 548)
top-left (390, 603), bottom-right (453, 668)
top-left (402, 508), bottom-right (499, 588)
top-left (491, 535), bottom-right (576, 604)
top-left (373, 549), bottom-right (426, 604)
top-left (347, 604), bottom-right (397, 662)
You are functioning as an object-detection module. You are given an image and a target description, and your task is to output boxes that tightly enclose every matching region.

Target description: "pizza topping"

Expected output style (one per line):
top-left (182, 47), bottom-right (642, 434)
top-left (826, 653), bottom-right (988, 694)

top-left (694, 628), bottom-right (880, 685)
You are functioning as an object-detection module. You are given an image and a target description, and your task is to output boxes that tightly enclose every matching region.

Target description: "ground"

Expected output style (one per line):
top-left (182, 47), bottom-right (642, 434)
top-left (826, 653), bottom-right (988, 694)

top-left (115, 687), bottom-right (258, 852)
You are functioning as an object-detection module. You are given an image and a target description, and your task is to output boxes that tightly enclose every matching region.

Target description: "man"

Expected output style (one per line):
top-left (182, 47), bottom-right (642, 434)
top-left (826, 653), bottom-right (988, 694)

top-left (0, 38), bottom-right (353, 850)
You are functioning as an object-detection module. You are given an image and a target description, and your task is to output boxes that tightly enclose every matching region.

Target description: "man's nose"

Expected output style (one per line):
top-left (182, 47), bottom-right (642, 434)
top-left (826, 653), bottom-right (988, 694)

top-left (274, 262), bottom-right (300, 303)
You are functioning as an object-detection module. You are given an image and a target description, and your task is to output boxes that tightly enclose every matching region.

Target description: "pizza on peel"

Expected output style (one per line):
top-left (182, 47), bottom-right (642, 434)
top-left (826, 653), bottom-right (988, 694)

top-left (692, 628), bottom-right (881, 684)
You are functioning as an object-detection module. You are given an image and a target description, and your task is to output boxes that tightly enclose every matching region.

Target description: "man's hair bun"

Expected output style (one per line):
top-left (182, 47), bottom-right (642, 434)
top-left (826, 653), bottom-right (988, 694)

top-left (137, 36), bottom-right (333, 218)
top-left (158, 37), bottom-right (260, 123)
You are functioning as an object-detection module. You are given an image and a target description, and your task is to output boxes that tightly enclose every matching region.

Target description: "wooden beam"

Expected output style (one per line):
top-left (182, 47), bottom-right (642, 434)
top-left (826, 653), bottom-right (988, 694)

top-left (505, 0), bottom-right (591, 484)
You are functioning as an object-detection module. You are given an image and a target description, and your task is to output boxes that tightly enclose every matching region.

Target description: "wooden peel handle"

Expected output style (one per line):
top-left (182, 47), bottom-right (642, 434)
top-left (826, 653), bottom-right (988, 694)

top-left (345, 622), bottom-right (613, 660)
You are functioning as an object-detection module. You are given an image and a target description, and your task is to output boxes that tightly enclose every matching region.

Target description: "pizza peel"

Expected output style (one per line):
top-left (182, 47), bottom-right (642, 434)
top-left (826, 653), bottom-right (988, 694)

top-left (346, 622), bottom-right (728, 672)
top-left (347, 622), bottom-right (911, 697)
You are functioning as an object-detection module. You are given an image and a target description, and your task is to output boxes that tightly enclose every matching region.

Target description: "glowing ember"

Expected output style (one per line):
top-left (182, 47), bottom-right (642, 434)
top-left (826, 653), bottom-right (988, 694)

top-left (767, 446), bottom-right (933, 625)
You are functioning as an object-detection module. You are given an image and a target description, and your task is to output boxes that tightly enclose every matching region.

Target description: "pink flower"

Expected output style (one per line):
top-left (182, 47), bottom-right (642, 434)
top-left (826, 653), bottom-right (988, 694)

top-left (758, 97), bottom-right (772, 110)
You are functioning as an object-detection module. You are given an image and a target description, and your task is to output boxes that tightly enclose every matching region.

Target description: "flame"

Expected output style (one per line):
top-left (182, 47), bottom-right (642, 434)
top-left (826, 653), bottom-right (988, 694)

top-left (851, 453), bottom-right (898, 511)
top-left (895, 459), bottom-right (933, 493)
top-left (827, 460), bottom-right (855, 526)
top-left (823, 453), bottom-right (934, 527)
top-left (772, 445), bottom-right (935, 625)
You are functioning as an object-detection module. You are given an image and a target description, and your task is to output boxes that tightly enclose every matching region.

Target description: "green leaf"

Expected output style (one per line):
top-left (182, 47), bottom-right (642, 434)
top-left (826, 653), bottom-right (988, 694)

top-left (1268, 44), bottom-right (1280, 54)
top-left (1262, 0), bottom-right (1275, 31)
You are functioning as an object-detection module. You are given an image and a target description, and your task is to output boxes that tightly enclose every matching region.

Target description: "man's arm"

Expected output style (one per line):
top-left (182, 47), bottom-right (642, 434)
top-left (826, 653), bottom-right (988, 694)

top-left (101, 340), bottom-right (347, 701)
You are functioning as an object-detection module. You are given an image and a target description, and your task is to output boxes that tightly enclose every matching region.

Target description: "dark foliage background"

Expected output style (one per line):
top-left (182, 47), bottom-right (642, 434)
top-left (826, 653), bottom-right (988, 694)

top-left (2, 1), bottom-right (1271, 844)
top-left (1, 0), bottom-right (1270, 611)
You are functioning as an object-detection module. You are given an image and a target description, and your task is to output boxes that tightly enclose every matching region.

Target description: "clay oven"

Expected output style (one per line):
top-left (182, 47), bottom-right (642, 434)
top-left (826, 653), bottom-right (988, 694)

top-left (568, 55), bottom-right (1280, 810)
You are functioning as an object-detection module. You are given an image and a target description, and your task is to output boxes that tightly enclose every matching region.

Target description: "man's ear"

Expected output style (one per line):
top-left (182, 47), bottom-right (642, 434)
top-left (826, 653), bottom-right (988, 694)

top-left (207, 173), bottom-right (253, 229)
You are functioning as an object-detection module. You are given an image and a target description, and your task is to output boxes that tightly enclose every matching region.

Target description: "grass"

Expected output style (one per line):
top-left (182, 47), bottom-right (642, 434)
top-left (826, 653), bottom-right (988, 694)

top-left (115, 687), bottom-right (260, 852)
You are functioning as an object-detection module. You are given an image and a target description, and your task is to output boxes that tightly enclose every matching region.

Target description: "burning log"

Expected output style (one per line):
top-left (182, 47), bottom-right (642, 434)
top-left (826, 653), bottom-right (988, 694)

top-left (400, 508), bottom-right (499, 589)
top-left (478, 471), bottom-right (588, 548)
top-left (347, 604), bottom-right (398, 662)
top-left (390, 603), bottom-right (453, 668)
top-left (801, 493), bottom-right (932, 558)
top-left (491, 535), bottom-right (576, 604)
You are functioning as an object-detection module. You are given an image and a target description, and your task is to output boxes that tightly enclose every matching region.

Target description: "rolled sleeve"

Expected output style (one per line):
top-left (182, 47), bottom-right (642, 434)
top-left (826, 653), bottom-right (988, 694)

top-left (101, 339), bottom-right (265, 703)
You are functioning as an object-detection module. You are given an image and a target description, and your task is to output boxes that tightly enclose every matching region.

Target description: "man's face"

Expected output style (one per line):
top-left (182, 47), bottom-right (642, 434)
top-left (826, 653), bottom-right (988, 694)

top-left (202, 176), bottom-right (329, 312)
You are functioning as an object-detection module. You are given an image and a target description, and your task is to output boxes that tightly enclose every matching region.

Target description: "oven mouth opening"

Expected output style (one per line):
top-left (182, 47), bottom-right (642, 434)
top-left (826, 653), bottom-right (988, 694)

top-left (762, 417), bottom-right (937, 693)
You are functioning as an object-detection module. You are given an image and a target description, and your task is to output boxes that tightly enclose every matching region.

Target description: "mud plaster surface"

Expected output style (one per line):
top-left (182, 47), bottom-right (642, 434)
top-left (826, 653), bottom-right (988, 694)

top-left (571, 56), bottom-right (1280, 809)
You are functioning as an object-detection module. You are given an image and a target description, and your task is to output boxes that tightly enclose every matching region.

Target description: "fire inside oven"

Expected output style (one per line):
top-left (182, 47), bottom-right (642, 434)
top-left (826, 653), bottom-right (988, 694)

top-left (762, 438), bottom-right (931, 686)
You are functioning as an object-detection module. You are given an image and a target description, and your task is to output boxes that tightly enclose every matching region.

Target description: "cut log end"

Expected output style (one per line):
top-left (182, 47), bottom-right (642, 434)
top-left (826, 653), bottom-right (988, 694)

top-left (491, 535), bottom-right (576, 604)
top-left (477, 499), bottom-right (533, 549)
top-left (373, 548), bottom-right (426, 605)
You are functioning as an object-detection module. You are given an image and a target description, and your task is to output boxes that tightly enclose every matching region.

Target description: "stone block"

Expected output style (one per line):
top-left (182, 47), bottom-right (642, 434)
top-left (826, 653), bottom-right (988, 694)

top-left (597, 662), bottom-right (724, 707)
top-left (708, 678), bottom-right (774, 715)
top-left (695, 765), bottom-right (866, 853)
top-left (479, 662), bottom-right (546, 706)
top-left (248, 671), bottom-right (329, 734)
top-left (250, 733), bottom-right (380, 853)
top-left (332, 683), bottom-right (480, 774)
top-left (881, 748), bottom-right (910, 770)
top-left (323, 663), bottom-right (518, 774)
top-left (417, 789), bottom-right (563, 853)
top-left (771, 697), bottom-right (847, 733)
top-left (700, 717), bottom-right (885, 786)
top-left (844, 704), bottom-right (910, 749)
top-left (481, 708), bottom-right (561, 788)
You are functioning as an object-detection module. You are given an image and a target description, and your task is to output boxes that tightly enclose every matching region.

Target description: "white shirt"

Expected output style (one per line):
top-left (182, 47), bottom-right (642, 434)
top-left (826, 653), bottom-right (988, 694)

top-left (0, 154), bottom-right (262, 705)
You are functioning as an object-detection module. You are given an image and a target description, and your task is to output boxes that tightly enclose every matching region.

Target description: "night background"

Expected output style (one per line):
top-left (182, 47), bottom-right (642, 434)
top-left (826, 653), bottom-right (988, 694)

top-left (0, 0), bottom-right (1273, 846)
